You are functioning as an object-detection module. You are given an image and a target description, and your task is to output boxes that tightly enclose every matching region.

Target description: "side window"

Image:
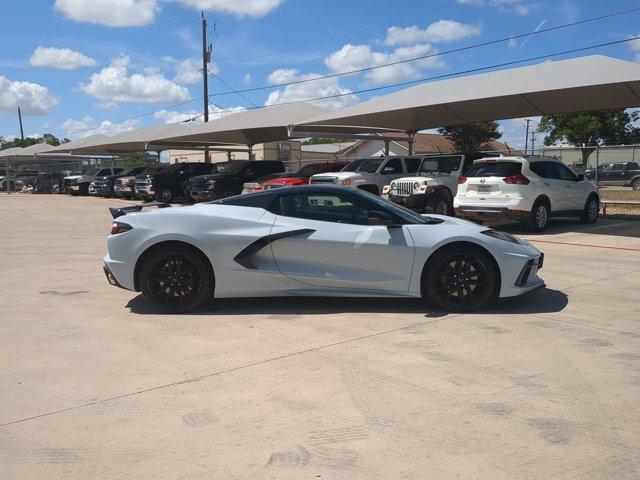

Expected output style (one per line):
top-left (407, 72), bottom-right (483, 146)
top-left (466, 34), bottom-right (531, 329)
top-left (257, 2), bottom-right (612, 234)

top-left (531, 162), bottom-right (560, 180)
top-left (97, 169), bottom-right (110, 176)
top-left (555, 163), bottom-right (578, 181)
top-left (278, 193), bottom-right (372, 225)
top-left (405, 158), bottom-right (421, 173)
top-left (627, 163), bottom-right (639, 170)
top-left (381, 158), bottom-right (403, 175)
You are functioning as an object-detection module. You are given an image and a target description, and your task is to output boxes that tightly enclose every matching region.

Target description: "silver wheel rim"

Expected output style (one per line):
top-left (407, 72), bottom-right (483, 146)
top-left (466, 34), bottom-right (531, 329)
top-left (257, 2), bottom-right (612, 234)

top-left (161, 190), bottom-right (171, 201)
top-left (436, 201), bottom-right (448, 215)
top-left (633, 181), bottom-right (640, 191)
top-left (536, 205), bottom-right (548, 228)
top-left (588, 200), bottom-right (598, 220)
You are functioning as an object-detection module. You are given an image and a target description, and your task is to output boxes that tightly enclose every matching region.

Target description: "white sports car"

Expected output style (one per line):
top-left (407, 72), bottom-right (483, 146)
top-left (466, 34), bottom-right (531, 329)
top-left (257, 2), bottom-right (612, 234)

top-left (103, 185), bottom-right (545, 313)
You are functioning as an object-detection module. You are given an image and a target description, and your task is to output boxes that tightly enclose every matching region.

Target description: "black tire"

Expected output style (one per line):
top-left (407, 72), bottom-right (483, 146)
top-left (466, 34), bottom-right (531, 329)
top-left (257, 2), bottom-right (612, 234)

top-left (632, 178), bottom-right (640, 191)
top-left (426, 194), bottom-right (454, 216)
top-left (217, 189), bottom-right (235, 199)
top-left (580, 195), bottom-right (599, 224)
top-left (156, 188), bottom-right (173, 203)
top-left (423, 245), bottom-right (498, 312)
top-left (138, 244), bottom-right (213, 313)
top-left (79, 183), bottom-right (90, 196)
top-left (526, 199), bottom-right (549, 232)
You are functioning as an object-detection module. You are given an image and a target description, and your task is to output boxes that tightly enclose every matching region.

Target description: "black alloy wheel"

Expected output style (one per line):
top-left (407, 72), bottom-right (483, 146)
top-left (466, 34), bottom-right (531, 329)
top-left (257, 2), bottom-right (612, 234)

top-left (139, 246), bottom-right (213, 313)
top-left (156, 188), bottom-right (173, 203)
top-left (424, 247), bottom-right (497, 312)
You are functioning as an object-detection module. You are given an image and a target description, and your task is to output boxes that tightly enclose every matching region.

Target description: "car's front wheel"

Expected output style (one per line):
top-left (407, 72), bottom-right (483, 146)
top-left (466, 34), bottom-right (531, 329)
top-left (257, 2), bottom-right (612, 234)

top-left (427, 194), bottom-right (453, 216)
top-left (632, 178), bottom-right (640, 191)
top-left (423, 245), bottom-right (498, 312)
top-left (580, 195), bottom-right (599, 224)
top-left (156, 188), bottom-right (173, 203)
top-left (139, 245), bottom-right (214, 313)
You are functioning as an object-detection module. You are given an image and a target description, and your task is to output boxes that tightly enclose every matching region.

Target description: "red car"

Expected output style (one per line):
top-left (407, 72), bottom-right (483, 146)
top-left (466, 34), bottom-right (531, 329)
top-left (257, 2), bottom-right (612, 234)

top-left (259, 162), bottom-right (349, 190)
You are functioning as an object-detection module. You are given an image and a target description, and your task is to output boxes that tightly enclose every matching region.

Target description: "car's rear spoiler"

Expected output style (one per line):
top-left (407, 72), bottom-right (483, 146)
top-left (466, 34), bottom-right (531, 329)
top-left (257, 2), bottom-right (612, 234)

top-left (109, 202), bottom-right (172, 219)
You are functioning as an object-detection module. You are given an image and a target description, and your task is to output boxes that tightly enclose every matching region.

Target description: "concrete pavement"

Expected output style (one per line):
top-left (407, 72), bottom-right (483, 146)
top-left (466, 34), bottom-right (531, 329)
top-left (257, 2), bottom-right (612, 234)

top-left (1, 193), bottom-right (639, 479)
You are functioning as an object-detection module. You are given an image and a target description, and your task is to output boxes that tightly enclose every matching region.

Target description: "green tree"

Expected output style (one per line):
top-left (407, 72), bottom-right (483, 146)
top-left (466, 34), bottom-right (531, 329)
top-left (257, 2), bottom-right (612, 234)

top-left (438, 121), bottom-right (502, 153)
top-left (538, 109), bottom-right (639, 165)
top-left (302, 137), bottom-right (351, 145)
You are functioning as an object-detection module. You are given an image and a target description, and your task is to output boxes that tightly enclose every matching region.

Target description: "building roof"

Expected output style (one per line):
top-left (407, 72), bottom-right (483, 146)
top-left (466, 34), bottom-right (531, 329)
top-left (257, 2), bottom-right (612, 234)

top-left (301, 141), bottom-right (358, 154)
top-left (341, 132), bottom-right (518, 156)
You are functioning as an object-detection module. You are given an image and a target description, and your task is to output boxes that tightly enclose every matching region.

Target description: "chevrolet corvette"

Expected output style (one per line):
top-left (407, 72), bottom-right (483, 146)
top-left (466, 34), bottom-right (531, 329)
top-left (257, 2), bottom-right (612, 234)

top-left (103, 185), bottom-right (544, 313)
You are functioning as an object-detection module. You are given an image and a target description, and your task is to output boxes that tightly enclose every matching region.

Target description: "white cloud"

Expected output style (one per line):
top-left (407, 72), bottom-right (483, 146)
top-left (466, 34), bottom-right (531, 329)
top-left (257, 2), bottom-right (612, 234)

top-left (455, 0), bottom-right (532, 15)
top-left (265, 69), bottom-right (357, 110)
top-left (80, 55), bottom-right (190, 104)
top-left (54, 0), bottom-right (159, 27)
top-left (267, 68), bottom-right (301, 85)
top-left (508, 37), bottom-right (518, 48)
top-left (384, 20), bottom-right (481, 46)
top-left (174, 58), bottom-right (201, 85)
top-left (154, 105), bottom-right (246, 124)
top-left (628, 35), bottom-right (640, 63)
top-left (29, 46), bottom-right (97, 70)
top-left (61, 116), bottom-right (140, 139)
top-left (325, 43), bottom-right (443, 85)
top-left (242, 73), bottom-right (252, 85)
top-left (0, 75), bottom-right (59, 116)
top-left (177, 0), bottom-right (284, 18)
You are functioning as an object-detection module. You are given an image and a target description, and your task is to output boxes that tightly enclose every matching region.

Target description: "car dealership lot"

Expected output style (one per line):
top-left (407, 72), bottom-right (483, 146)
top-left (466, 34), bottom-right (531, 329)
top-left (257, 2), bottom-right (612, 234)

top-left (1, 193), bottom-right (640, 479)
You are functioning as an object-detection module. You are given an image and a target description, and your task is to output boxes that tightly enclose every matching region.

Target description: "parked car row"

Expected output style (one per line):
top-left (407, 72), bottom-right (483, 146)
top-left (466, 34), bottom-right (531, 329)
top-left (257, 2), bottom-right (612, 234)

top-left (584, 161), bottom-right (640, 189)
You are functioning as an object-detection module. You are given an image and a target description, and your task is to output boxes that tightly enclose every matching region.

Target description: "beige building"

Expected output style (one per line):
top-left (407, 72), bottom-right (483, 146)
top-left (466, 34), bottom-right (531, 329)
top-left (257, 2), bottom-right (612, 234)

top-left (168, 141), bottom-right (302, 167)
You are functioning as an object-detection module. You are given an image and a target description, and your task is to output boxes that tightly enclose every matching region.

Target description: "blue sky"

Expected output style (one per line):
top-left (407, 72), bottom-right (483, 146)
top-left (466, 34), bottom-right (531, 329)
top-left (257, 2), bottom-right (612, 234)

top-left (1, 0), bottom-right (640, 150)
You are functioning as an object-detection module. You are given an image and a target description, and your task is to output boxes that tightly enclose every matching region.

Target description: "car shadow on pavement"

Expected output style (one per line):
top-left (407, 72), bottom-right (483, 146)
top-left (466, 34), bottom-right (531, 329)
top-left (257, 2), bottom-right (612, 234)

top-left (125, 287), bottom-right (567, 317)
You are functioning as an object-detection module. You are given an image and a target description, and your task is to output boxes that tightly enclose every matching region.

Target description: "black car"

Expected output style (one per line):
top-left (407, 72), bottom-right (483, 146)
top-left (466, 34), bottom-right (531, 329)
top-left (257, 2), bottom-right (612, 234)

top-left (94, 167), bottom-right (147, 197)
top-left (188, 160), bottom-right (286, 202)
top-left (135, 162), bottom-right (219, 202)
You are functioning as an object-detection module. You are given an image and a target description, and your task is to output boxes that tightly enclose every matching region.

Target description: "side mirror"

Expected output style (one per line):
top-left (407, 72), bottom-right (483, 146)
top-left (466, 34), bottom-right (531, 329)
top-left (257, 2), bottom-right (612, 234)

top-left (368, 211), bottom-right (398, 227)
top-left (577, 174), bottom-right (585, 181)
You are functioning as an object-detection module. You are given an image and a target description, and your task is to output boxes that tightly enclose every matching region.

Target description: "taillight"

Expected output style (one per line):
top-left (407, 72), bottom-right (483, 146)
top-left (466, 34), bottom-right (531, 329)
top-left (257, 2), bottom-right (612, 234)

top-left (503, 174), bottom-right (530, 185)
top-left (458, 175), bottom-right (467, 184)
top-left (110, 222), bottom-right (132, 235)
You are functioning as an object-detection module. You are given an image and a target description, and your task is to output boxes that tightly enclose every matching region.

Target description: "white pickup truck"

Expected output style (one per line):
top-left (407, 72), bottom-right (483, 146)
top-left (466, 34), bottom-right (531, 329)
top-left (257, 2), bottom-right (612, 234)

top-left (382, 153), bottom-right (495, 215)
top-left (309, 156), bottom-right (422, 195)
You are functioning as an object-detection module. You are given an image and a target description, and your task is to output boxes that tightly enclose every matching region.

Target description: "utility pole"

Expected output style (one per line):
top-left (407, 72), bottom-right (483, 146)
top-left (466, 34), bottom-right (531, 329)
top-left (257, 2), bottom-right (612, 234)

top-left (18, 106), bottom-right (25, 142)
top-left (530, 130), bottom-right (537, 153)
top-left (202, 11), bottom-right (212, 163)
top-left (524, 119), bottom-right (531, 154)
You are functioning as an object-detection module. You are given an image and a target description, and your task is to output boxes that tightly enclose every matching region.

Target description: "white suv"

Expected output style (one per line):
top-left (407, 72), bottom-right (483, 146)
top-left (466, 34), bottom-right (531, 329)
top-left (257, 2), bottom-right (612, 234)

top-left (454, 156), bottom-right (600, 232)
top-left (309, 156), bottom-right (420, 195)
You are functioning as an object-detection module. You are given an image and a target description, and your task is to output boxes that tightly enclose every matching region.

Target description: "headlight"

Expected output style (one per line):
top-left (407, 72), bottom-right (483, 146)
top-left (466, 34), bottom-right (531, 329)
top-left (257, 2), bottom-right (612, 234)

top-left (390, 182), bottom-right (396, 189)
top-left (207, 180), bottom-right (216, 188)
top-left (382, 185), bottom-right (391, 194)
top-left (413, 182), bottom-right (421, 190)
top-left (341, 178), bottom-right (352, 186)
top-left (481, 229), bottom-right (527, 245)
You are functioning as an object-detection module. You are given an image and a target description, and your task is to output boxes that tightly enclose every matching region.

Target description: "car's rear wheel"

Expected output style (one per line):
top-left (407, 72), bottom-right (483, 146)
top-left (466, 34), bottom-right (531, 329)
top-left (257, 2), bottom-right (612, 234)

top-left (580, 195), bottom-right (599, 224)
top-left (526, 200), bottom-right (549, 232)
top-left (423, 246), bottom-right (498, 312)
top-left (139, 245), bottom-right (213, 313)
top-left (632, 179), bottom-right (640, 191)
top-left (79, 183), bottom-right (89, 196)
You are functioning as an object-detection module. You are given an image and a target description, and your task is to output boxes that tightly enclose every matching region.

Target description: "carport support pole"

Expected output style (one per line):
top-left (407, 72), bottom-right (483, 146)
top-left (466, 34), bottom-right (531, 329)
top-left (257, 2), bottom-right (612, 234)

top-left (384, 140), bottom-right (390, 156)
top-left (407, 132), bottom-right (415, 156)
top-left (5, 159), bottom-right (10, 195)
top-left (248, 144), bottom-right (253, 161)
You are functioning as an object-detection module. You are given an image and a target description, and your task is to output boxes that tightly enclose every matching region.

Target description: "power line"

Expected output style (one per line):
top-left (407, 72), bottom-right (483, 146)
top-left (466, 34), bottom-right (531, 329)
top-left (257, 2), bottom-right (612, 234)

top-left (209, 6), bottom-right (640, 97)
top-left (209, 71), bottom-right (259, 107)
top-left (62, 35), bottom-right (640, 138)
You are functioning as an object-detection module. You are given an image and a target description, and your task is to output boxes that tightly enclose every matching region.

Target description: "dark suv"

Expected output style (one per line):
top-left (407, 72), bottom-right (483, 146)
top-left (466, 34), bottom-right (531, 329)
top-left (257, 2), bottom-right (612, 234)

top-left (188, 160), bottom-right (286, 202)
top-left (135, 162), bottom-right (219, 202)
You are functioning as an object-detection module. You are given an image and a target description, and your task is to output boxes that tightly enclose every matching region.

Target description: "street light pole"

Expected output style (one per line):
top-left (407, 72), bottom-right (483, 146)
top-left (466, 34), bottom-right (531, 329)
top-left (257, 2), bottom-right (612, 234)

top-left (202, 12), bottom-right (212, 163)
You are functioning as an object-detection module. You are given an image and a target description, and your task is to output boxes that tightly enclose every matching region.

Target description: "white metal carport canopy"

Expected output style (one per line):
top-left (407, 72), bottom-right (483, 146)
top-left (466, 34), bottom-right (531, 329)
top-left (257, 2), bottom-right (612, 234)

top-left (295, 55), bottom-right (640, 134)
top-left (152, 103), bottom-right (330, 147)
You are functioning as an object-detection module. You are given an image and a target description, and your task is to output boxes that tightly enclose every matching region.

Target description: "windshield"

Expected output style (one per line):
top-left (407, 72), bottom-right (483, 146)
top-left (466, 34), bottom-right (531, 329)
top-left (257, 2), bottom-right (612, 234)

top-left (84, 168), bottom-right (99, 176)
top-left (343, 158), bottom-right (385, 173)
top-left (143, 165), bottom-right (167, 174)
top-left (219, 162), bottom-right (249, 175)
top-left (296, 164), bottom-right (327, 178)
top-left (419, 156), bottom-right (462, 174)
